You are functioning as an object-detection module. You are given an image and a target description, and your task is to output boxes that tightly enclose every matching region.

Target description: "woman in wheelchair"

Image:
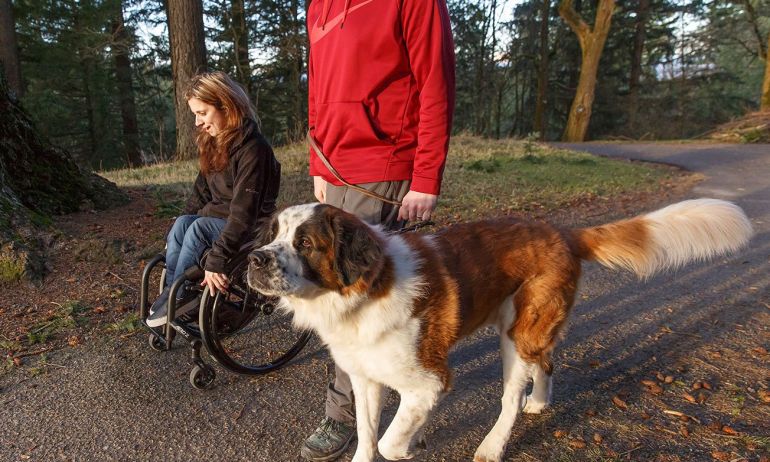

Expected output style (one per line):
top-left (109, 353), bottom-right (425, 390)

top-left (146, 71), bottom-right (280, 328)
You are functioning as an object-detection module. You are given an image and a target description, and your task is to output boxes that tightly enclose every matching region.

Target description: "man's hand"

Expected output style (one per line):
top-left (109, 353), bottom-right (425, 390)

top-left (398, 190), bottom-right (438, 221)
top-left (313, 176), bottom-right (327, 203)
top-left (202, 270), bottom-right (229, 296)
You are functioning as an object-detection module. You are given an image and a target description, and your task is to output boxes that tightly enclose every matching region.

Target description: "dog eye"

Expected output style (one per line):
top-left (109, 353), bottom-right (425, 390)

top-left (300, 238), bottom-right (312, 248)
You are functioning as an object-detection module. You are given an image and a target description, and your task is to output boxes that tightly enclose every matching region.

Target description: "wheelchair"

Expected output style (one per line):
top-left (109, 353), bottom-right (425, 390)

top-left (139, 245), bottom-right (311, 389)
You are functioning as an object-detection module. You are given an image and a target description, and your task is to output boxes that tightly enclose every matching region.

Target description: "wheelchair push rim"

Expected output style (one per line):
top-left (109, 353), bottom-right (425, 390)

top-left (199, 254), bottom-right (311, 375)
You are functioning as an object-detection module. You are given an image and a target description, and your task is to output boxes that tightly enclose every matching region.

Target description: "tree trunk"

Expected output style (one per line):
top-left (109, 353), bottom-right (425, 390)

top-left (627, 0), bottom-right (649, 131)
top-left (166, 0), bottom-right (207, 160)
top-left (72, 3), bottom-right (99, 164)
top-left (0, 0), bottom-right (22, 98)
top-left (231, 0), bottom-right (252, 95)
top-left (559, 0), bottom-right (616, 142)
top-left (759, 34), bottom-right (770, 111)
top-left (533, 0), bottom-right (551, 140)
top-left (112, 0), bottom-right (142, 167)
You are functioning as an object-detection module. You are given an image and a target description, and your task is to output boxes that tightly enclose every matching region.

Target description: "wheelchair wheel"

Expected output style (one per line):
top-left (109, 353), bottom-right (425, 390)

top-left (190, 364), bottom-right (216, 390)
top-left (148, 333), bottom-right (165, 352)
top-left (199, 253), bottom-right (311, 375)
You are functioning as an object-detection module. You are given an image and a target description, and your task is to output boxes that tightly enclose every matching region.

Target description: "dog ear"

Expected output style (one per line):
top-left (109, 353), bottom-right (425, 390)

top-left (331, 212), bottom-right (383, 287)
top-left (251, 214), bottom-right (278, 248)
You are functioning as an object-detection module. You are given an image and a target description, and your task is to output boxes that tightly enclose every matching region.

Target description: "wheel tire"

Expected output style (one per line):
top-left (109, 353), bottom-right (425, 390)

top-left (148, 333), bottom-right (164, 352)
top-left (189, 365), bottom-right (216, 390)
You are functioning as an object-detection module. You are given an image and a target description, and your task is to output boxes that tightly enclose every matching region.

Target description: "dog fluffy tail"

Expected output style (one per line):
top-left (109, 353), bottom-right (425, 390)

top-left (571, 198), bottom-right (753, 278)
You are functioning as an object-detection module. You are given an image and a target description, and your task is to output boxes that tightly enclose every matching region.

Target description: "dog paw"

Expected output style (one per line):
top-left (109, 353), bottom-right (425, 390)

top-left (351, 451), bottom-right (375, 462)
top-left (473, 447), bottom-right (502, 462)
top-left (473, 437), bottom-right (504, 462)
top-left (378, 440), bottom-right (414, 461)
top-left (522, 396), bottom-right (550, 414)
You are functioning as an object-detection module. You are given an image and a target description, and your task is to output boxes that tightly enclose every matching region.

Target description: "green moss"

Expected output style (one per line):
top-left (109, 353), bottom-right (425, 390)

top-left (0, 256), bottom-right (25, 283)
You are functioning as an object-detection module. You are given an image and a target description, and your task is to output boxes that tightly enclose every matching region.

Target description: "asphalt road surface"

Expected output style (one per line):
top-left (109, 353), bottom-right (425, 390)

top-left (1, 142), bottom-right (768, 462)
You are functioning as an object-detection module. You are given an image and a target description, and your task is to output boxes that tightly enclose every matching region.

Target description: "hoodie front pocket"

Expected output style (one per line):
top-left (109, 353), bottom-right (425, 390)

top-left (316, 101), bottom-right (396, 151)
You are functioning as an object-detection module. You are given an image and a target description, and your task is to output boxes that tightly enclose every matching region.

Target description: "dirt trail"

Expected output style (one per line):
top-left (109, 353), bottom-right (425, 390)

top-left (1, 143), bottom-right (768, 462)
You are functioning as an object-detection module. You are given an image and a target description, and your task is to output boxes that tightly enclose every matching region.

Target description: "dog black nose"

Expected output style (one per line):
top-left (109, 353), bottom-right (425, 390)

top-left (249, 250), bottom-right (269, 268)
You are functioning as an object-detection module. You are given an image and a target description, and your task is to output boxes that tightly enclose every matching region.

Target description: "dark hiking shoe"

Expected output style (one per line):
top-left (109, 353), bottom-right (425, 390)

top-left (146, 290), bottom-right (199, 328)
top-left (300, 416), bottom-right (356, 462)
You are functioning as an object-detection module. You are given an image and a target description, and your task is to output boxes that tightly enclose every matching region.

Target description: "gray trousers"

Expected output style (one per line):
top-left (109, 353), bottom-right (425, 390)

top-left (323, 179), bottom-right (410, 424)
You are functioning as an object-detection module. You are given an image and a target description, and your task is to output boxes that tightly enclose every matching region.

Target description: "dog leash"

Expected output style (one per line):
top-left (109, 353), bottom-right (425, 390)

top-left (307, 130), bottom-right (403, 206)
top-left (307, 130), bottom-right (436, 231)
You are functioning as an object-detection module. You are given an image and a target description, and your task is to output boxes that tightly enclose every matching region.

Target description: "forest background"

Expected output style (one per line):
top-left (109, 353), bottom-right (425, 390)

top-left (1, 0), bottom-right (769, 170)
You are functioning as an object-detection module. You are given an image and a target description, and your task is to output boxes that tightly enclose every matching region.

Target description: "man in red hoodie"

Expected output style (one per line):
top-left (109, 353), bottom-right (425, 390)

top-left (301, 0), bottom-right (455, 460)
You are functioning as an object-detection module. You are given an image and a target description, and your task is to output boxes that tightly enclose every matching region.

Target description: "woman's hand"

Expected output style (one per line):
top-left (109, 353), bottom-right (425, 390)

top-left (314, 176), bottom-right (327, 203)
top-left (202, 270), bottom-right (229, 295)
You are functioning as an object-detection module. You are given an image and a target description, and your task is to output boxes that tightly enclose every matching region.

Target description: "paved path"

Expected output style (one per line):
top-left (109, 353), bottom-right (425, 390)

top-left (1, 143), bottom-right (768, 462)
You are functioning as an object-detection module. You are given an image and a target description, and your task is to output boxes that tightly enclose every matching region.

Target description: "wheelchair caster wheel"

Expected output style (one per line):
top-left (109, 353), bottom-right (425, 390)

top-left (148, 334), bottom-right (164, 352)
top-left (190, 364), bottom-right (216, 390)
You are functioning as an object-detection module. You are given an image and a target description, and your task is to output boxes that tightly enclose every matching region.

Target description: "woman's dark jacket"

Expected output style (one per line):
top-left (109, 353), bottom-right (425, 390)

top-left (183, 119), bottom-right (280, 274)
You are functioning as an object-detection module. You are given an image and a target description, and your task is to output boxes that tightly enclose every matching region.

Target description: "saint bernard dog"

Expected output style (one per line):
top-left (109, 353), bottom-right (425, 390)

top-left (246, 199), bottom-right (752, 462)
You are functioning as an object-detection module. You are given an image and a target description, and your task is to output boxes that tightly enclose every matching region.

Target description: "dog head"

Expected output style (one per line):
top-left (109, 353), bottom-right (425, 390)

top-left (246, 203), bottom-right (385, 298)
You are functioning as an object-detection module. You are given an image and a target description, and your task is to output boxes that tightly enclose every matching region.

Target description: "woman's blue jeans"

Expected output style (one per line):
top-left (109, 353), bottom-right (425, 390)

top-left (164, 215), bottom-right (227, 291)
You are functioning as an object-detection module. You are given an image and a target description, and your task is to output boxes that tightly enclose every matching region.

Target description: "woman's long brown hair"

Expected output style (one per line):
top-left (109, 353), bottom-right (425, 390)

top-left (184, 71), bottom-right (257, 175)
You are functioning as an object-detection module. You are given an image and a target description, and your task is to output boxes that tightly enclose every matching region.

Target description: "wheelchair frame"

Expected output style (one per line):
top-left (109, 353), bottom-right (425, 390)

top-left (139, 251), bottom-right (311, 389)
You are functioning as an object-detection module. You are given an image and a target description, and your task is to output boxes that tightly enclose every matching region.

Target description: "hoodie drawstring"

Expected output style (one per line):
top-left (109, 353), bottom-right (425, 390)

top-left (319, 0), bottom-right (352, 30)
top-left (340, 0), bottom-right (351, 28)
top-left (320, 0), bottom-right (332, 30)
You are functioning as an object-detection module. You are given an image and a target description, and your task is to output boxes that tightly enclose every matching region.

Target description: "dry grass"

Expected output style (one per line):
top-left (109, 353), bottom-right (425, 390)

top-left (706, 111), bottom-right (770, 143)
top-left (102, 135), bottom-right (686, 222)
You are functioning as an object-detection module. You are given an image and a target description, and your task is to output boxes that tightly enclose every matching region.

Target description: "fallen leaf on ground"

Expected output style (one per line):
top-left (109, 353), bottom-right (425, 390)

top-left (707, 421), bottom-right (722, 432)
top-left (647, 384), bottom-right (664, 395)
top-left (593, 433), bottom-right (603, 444)
top-left (553, 430), bottom-right (567, 438)
top-left (702, 381), bottom-right (713, 390)
top-left (612, 396), bottom-right (628, 410)
top-left (679, 425), bottom-right (690, 437)
top-left (13, 357), bottom-right (23, 367)
top-left (656, 372), bottom-right (666, 381)
top-left (758, 390), bottom-right (770, 403)
top-left (665, 375), bottom-right (675, 384)
top-left (711, 452), bottom-right (730, 461)
top-left (683, 393), bottom-right (697, 403)
top-left (692, 382), bottom-right (702, 390)
top-left (641, 379), bottom-right (658, 387)
top-left (752, 346), bottom-right (768, 356)
top-left (697, 392), bottom-right (708, 404)
top-left (68, 336), bottom-right (81, 347)
top-left (585, 409), bottom-right (597, 416)
top-left (721, 426), bottom-right (738, 435)
top-left (93, 306), bottom-right (106, 314)
top-left (568, 438), bottom-right (586, 449)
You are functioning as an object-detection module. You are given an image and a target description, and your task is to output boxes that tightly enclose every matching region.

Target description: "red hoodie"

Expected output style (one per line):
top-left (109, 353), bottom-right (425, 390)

top-left (307, 0), bottom-right (455, 195)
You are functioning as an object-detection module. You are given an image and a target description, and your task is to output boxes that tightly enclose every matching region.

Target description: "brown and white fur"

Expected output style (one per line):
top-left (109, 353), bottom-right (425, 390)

top-left (246, 199), bottom-right (752, 462)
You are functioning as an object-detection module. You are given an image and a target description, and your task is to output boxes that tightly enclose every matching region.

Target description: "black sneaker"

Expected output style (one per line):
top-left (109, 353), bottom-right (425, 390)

top-left (300, 416), bottom-right (356, 462)
top-left (146, 291), bottom-right (199, 328)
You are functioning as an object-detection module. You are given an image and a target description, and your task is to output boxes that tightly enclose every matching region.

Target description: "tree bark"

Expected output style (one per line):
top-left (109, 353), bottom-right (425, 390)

top-left (0, 0), bottom-right (22, 98)
top-left (111, 0), bottom-right (142, 167)
top-left (533, 0), bottom-right (551, 140)
top-left (627, 0), bottom-right (650, 130)
top-left (231, 0), bottom-right (252, 95)
top-left (762, 33), bottom-right (770, 111)
top-left (72, 3), bottom-right (98, 164)
top-left (166, 0), bottom-right (207, 160)
top-left (559, 0), bottom-right (616, 142)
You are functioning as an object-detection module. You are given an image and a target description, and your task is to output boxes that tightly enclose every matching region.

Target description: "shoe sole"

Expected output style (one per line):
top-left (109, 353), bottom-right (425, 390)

top-left (299, 435), bottom-right (355, 462)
